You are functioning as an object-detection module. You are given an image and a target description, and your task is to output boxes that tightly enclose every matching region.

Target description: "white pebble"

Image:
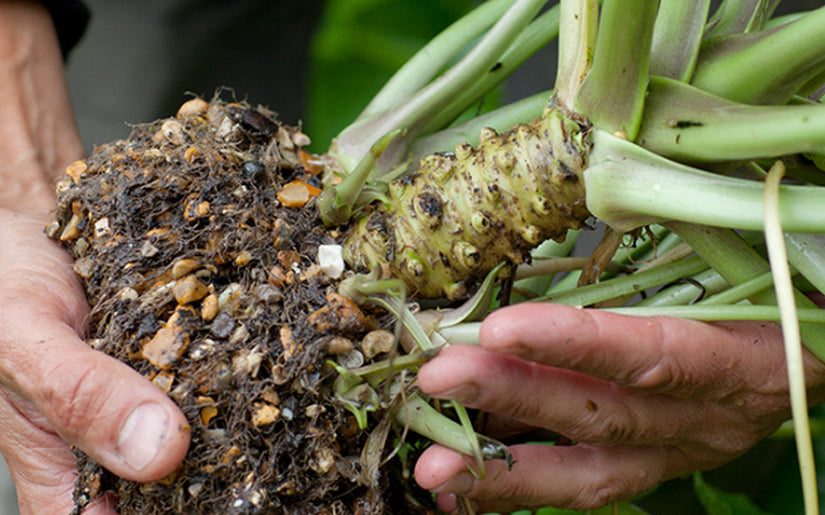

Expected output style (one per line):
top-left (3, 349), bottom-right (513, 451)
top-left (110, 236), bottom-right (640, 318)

top-left (317, 244), bottom-right (344, 279)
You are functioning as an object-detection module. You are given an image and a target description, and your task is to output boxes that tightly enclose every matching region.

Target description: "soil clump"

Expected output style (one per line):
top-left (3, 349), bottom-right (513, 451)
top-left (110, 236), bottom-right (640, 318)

top-left (48, 96), bottom-right (435, 514)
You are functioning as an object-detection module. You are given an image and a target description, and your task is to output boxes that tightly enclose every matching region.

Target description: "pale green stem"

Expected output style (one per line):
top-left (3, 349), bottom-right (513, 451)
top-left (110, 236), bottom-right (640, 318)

top-left (585, 130), bottom-right (825, 233)
top-left (437, 322), bottom-right (481, 346)
top-left (555, 0), bottom-right (599, 107)
top-left (703, 0), bottom-right (780, 39)
top-left (635, 268), bottom-right (730, 307)
top-left (763, 161), bottom-right (817, 515)
top-left (697, 271), bottom-right (775, 306)
top-left (638, 77), bottom-right (825, 163)
top-left (537, 256), bottom-right (708, 306)
top-left (605, 306), bottom-right (825, 324)
top-left (786, 233), bottom-right (825, 296)
top-left (574, 0), bottom-right (658, 140)
top-left (419, 5), bottom-right (562, 136)
top-left (693, 5), bottom-right (825, 104)
top-left (649, 0), bottom-right (710, 82)
top-left (331, 0), bottom-right (547, 173)
top-left (437, 306), bottom-right (825, 346)
top-left (318, 130), bottom-right (399, 226)
top-left (358, 0), bottom-right (516, 119)
top-left (393, 392), bottom-right (511, 466)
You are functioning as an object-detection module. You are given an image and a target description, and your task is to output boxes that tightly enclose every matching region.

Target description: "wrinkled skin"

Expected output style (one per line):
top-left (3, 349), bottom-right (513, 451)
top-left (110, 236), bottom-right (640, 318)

top-left (415, 303), bottom-right (825, 514)
top-left (0, 3), bottom-right (189, 513)
top-left (0, 212), bottom-right (191, 514)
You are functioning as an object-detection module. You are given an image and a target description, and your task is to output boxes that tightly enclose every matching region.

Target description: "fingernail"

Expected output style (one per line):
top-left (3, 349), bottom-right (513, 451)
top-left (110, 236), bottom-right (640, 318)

top-left (432, 472), bottom-right (475, 495)
top-left (432, 384), bottom-right (479, 404)
top-left (117, 402), bottom-right (169, 470)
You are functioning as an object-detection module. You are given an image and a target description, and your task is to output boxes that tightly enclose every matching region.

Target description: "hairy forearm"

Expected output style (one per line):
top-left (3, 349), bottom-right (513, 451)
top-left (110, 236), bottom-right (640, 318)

top-left (0, 0), bottom-right (83, 213)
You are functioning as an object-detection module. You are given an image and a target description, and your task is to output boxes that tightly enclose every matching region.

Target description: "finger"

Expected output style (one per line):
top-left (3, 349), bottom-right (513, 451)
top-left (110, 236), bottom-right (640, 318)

top-left (418, 345), bottom-right (760, 449)
top-left (0, 320), bottom-right (190, 483)
top-left (0, 214), bottom-right (190, 482)
top-left (415, 442), bottom-right (680, 513)
top-left (479, 303), bottom-right (791, 398)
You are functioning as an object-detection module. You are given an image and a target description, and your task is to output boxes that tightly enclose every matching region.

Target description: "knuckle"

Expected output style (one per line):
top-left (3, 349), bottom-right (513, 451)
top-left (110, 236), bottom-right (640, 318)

top-left (571, 405), bottom-right (639, 444)
top-left (564, 481), bottom-right (626, 511)
top-left (45, 361), bottom-right (110, 437)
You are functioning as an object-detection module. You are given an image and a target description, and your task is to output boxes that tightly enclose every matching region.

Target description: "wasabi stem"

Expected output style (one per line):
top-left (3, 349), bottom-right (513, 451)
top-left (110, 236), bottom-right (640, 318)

top-left (649, 0), bottom-right (709, 82)
top-left (574, 0), bottom-right (658, 139)
top-left (703, 0), bottom-right (780, 39)
top-left (638, 77), bottom-right (825, 163)
top-left (693, 5), bottom-right (825, 104)
top-left (330, 0), bottom-right (548, 174)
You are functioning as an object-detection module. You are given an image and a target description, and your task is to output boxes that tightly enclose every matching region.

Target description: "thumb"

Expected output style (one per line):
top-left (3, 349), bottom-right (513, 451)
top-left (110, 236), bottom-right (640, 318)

top-left (4, 318), bottom-right (190, 482)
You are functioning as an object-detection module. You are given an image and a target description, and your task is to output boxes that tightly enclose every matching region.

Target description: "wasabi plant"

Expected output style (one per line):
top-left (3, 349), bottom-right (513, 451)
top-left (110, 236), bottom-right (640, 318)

top-left (313, 0), bottom-right (825, 512)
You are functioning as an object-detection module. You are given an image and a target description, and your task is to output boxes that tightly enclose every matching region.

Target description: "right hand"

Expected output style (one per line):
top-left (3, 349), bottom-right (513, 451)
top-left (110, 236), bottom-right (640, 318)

top-left (0, 210), bottom-right (190, 514)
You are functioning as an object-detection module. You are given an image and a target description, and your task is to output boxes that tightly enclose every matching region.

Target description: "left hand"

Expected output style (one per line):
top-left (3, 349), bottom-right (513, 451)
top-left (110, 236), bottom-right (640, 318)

top-left (413, 303), bottom-right (825, 514)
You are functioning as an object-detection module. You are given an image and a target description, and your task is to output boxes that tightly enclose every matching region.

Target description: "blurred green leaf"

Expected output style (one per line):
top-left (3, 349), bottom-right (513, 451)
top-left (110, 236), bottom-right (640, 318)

top-left (694, 472), bottom-right (771, 515)
top-left (304, 0), bottom-right (476, 151)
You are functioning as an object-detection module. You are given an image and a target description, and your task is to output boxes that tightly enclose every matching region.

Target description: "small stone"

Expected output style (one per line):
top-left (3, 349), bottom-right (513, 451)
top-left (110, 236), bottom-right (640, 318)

top-left (152, 371), bottom-right (175, 393)
top-left (336, 349), bottom-right (364, 369)
top-left (217, 283), bottom-right (244, 313)
top-left (251, 402), bottom-right (280, 428)
top-left (310, 447), bottom-right (335, 475)
top-left (317, 244), bottom-right (344, 279)
top-left (268, 265), bottom-right (287, 286)
top-left (280, 325), bottom-right (300, 359)
top-left (93, 218), bottom-right (111, 239)
top-left (156, 119), bottom-right (185, 145)
top-left (276, 250), bottom-right (301, 270)
top-left (72, 257), bottom-right (95, 279)
top-left (324, 336), bottom-right (353, 355)
top-left (174, 276), bottom-right (209, 304)
top-left (141, 240), bottom-right (159, 258)
top-left (59, 213), bottom-right (82, 241)
top-left (200, 292), bottom-right (219, 321)
top-left (234, 250), bottom-right (253, 267)
top-left (65, 160), bottom-right (88, 184)
top-left (360, 329), bottom-right (394, 359)
top-left (210, 312), bottom-right (236, 339)
top-left (171, 258), bottom-right (200, 279)
top-left (143, 325), bottom-right (190, 370)
top-left (177, 98), bottom-right (209, 118)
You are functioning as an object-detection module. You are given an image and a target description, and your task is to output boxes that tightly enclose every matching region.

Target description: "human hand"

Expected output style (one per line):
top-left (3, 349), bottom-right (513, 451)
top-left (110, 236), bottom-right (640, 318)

top-left (0, 210), bottom-right (190, 514)
top-left (414, 303), bottom-right (825, 514)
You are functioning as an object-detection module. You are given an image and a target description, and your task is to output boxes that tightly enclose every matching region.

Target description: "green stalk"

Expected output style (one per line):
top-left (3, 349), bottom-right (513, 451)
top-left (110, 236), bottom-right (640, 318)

top-left (693, 5), bottom-right (825, 104)
top-left (555, 0), bottom-right (599, 107)
top-left (786, 233), bottom-right (825, 295)
top-left (585, 130), bottom-right (825, 233)
top-left (573, 0), bottom-right (658, 139)
top-left (697, 271), bottom-right (775, 306)
top-left (634, 268), bottom-right (730, 307)
top-left (358, 0), bottom-right (516, 120)
top-left (762, 161), bottom-right (817, 515)
top-left (605, 306), bottom-right (825, 324)
top-left (330, 0), bottom-right (548, 173)
top-left (537, 256), bottom-right (708, 307)
top-left (638, 77), bottom-right (825, 163)
top-left (418, 5), bottom-right (562, 137)
top-left (649, 0), bottom-right (710, 82)
top-left (393, 392), bottom-right (513, 467)
top-left (703, 0), bottom-right (780, 39)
